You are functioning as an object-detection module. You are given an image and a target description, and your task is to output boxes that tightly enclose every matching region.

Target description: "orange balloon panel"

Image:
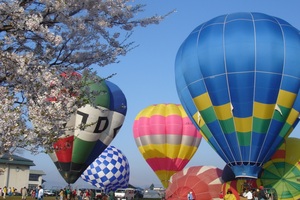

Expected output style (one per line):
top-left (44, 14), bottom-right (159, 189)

top-left (133, 104), bottom-right (202, 188)
top-left (166, 166), bottom-right (223, 200)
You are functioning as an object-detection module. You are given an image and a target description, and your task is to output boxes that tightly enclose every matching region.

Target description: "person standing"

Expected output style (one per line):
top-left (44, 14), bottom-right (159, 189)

top-left (38, 186), bottom-right (44, 200)
top-left (108, 190), bottom-right (114, 200)
top-left (258, 186), bottom-right (267, 200)
top-left (3, 186), bottom-right (7, 199)
top-left (59, 189), bottom-right (64, 200)
top-left (76, 189), bottom-right (82, 200)
top-left (224, 189), bottom-right (236, 200)
top-left (252, 189), bottom-right (258, 200)
top-left (219, 191), bottom-right (224, 200)
top-left (89, 190), bottom-right (95, 200)
top-left (243, 188), bottom-right (253, 200)
top-left (21, 187), bottom-right (28, 200)
top-left (187, 191), bottom-right (194, 200)
top-left (30, 189), bottom-right (35, 198)
top-left (66, 188), bottom-right (71, 200)
top-left (83, 189), bottom-right (90, 200)
top-left (35, 187), bottom-right (39, 199)
top-left (8, 187), bottom-right (11, 196)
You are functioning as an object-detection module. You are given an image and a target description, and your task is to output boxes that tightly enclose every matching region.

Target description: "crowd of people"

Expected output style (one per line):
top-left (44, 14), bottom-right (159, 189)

top-left (0, 186), bottom-right (110, 200)
top-left (240, 186), bottom-right (269, 200)
top-left (60, 188), bottom-right (96, 200)
top-left (56, 188), bottom-right (110, 200)
top-left (0, 186), bottom-right (20, 198)
top-left (0, 185), bottom-right (125, 200)
top-left (0, 185), bottom-right (44, 200)
top-left (220, 185), bottom-right (269, 200)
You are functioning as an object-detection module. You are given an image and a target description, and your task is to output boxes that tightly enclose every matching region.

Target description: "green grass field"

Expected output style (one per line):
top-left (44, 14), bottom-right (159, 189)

top-left (1, 197), bottom-right (56, 200)
top-left (2, 197), bottom-right (160, 200)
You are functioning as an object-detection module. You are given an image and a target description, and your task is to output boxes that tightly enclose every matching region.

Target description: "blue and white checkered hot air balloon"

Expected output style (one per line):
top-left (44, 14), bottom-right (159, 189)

top-left (81, 146), bottom-right (130, 192)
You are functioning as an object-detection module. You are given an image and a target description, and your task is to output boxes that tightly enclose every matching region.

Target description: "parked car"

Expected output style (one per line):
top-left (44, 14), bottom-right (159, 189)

top-left (114, 188), bottom-right (135, 200)
top-left (115, 188), bottom-right (126, 200)
top-left (44, 190), bottom-right (55, 196)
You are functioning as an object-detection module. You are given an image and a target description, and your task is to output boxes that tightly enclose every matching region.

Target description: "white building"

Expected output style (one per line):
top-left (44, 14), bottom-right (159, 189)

top-left (0, 154), bottom-right (45, 192)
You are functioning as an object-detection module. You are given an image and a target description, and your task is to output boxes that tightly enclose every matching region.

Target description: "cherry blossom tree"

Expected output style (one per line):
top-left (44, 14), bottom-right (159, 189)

top-left (0, 0), bottom-right (172, 154)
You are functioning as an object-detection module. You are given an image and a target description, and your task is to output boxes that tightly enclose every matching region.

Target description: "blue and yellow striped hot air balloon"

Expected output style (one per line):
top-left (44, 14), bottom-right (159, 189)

top-left (175, 12), bottom-right (300, 179)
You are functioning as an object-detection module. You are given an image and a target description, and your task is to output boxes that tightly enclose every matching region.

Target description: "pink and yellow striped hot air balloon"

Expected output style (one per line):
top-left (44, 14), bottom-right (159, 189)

top-left (133, 103), bottom-right (202, 188)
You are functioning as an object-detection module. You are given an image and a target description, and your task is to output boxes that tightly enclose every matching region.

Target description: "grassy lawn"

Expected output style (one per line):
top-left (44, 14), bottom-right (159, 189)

top-left (2, 197), bottom-right (161, 200)
top-left (1, 197), bottom-right (57, 200)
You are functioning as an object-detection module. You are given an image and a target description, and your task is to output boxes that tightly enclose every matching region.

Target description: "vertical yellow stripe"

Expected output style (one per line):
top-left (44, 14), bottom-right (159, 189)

top-left (286, 108), bottom-right (299, 125)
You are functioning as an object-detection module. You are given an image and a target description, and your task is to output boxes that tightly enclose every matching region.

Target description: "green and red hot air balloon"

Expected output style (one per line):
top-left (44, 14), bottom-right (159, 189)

top-left (48, 73), bottom-right (127, 184)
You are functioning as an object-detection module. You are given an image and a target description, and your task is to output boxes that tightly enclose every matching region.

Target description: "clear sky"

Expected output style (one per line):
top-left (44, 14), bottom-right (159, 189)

top-left (21, 0), bottom-right (300, 190)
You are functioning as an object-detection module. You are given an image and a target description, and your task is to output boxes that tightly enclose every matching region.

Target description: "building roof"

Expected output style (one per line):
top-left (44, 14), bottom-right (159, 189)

top-left (30, 169), bottom-right (46, 175)
top-left (0, 154), bottom-right (35, 166)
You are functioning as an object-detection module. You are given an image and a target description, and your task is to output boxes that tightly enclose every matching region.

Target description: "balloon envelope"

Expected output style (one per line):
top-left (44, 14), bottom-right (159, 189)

top-left (261, 137), bottom-right (300, 199)
top-left (166, 166), bottom-right (223, 200)
top-left (221, 164), bottom-right (262, 200)
top-left (175, 12), bottom-right (300, 178)
top-left (133, 103), bottom-right (202, 188)
top-left (81, 146), bottom-right (130, 192)
top-left (222, 164), bottom-right (263, 183)
top-left (85, 80), bottom-right (128, 165)
top-left (49, 78), bottom-right (127, 184)
top-left (222, 178), bottom-right (262, 200)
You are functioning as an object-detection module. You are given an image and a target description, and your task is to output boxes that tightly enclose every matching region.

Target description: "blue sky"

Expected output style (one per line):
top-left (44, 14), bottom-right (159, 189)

top-left (22, 0), bottom-right (300, 190)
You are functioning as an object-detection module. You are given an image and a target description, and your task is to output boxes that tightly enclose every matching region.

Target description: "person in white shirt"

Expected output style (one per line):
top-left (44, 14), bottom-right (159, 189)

top-left (38, 186), bottom-right (44, 200)
top-left (243, 189), bottom-right (253, 200)
top-left (187, 191), bottom-right (194, 200)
